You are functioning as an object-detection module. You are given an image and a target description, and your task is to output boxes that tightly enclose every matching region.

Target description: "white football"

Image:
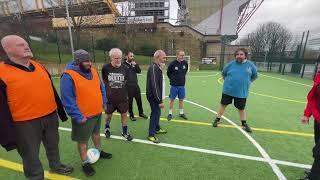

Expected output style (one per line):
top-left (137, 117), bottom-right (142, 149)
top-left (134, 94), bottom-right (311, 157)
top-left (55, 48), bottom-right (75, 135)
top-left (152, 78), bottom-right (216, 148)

top-left (87, 148), bottom-right (100, 164)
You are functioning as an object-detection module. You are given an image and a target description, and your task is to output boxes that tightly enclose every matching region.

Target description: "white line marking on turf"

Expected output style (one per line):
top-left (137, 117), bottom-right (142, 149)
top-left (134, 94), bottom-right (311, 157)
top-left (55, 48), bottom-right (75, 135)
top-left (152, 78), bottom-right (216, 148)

top-left (53, 75), bottom-right (298, 179)
top-left (58, 127), bottom-right (311, 170)
top-left (183, 99), bottom-right (287, 180)
top-left (144, 94), bottom-right (288, 179)
top-left (259, 73), bottom-right (312, 87)
top-left (187, 72), bottom-right (219, 78)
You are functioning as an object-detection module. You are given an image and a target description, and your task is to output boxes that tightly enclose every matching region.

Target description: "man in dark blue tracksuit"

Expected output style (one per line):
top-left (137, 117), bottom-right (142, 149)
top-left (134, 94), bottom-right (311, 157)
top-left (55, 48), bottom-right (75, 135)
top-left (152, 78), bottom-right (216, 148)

top-left (167, 50), bottom-right (188, 121)
top-left (146, 50), bottom-right (167, 143)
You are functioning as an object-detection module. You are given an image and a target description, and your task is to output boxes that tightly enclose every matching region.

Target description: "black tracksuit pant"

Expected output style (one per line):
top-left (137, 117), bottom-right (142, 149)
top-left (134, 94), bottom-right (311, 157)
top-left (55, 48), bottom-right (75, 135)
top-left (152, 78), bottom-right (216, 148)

top-left (310, 120), bottom-right (320, 180)
top-left (128, 85), bottom-right (144, 118)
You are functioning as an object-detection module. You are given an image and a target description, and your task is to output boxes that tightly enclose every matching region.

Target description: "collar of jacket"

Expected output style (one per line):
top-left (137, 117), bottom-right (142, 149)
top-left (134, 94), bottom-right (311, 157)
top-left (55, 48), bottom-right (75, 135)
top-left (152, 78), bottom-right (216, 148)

top-left (4, 58), bottom-right (35, 71)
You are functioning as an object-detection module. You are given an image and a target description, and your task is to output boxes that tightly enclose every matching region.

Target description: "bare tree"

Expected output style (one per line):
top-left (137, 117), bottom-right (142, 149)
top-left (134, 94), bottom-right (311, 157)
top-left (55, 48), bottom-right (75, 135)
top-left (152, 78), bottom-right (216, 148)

top-left (69, 14), bottom-right (106, 49)
top-left (248, 22), bottom-right (292, 58)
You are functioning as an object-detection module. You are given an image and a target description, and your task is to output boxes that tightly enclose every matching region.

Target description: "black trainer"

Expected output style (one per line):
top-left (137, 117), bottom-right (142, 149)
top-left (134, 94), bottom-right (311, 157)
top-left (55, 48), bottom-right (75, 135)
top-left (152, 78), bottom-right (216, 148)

top-left (105, 128), bottom-right (111, 138)
top-left (130, 116), bottom-right (136, 121)
top-left (179, 114), bottom-right (188, 120)
top-left (212, 119), bottom-right (220, 127)
top-left (82, 162), bottom-right (95, 177)
top-left (167, 114), bottom-right (173, 121)
top-left (300, 175), bottom-right (312, 180)
top-left (139, 113), bottom-right (148, 119)
top-left (242, 123), bottom-right (252, 133)
top-left (50, 164), bottom-right (73, 175)
top-left (100, 150), bottom-right (112, 159)
top-left (304, 169), bottom-right (311, 176)
top-left (122, 133), bottom-right (133, 141)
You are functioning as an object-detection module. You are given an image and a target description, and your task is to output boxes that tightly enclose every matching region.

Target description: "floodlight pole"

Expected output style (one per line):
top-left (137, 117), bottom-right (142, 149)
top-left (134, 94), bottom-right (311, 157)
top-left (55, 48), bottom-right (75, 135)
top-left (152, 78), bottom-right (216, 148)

top-left (64, 0), bottom-right (75, 59)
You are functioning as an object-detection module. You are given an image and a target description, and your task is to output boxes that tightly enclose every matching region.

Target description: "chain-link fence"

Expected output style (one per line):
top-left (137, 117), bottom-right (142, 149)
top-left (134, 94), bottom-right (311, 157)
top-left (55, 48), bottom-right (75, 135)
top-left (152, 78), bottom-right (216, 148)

top-left (254, 61), bottom-right (319, 79)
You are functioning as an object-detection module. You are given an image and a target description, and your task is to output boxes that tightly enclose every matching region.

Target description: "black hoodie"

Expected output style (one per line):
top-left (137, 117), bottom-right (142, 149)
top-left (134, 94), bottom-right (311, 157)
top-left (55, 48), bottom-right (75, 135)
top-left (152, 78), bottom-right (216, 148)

top-left (123, 60), bottom-right (141, 87)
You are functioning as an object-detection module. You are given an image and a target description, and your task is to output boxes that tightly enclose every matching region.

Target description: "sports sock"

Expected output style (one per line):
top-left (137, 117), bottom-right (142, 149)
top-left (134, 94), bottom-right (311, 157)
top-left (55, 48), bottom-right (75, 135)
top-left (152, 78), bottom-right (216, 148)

top-left (122, 126), bottom-right (128, 135)
top-left (82, 158), bottom-right (90, 165)
top-left (105, 123), bottom-right (110, 130)
top-left (241, 120), bottom-right (247, 126)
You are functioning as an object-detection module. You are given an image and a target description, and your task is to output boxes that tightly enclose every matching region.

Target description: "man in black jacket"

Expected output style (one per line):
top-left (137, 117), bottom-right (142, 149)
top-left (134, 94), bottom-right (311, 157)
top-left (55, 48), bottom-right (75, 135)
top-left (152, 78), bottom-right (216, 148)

top-left (146, 50), bottom-right (168, 143)
top-left (0, 35), bottom-right (73, 179)
top-left (167, 50), bottom-right (188, 121)
top-left (123, 51), bottom-right (148, 121)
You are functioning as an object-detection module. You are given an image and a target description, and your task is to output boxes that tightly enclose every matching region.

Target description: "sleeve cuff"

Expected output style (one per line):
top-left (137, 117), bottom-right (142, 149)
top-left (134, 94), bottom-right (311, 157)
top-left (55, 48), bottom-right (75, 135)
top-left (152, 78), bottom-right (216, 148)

top-left (73, 114), bottom-right (85, 123)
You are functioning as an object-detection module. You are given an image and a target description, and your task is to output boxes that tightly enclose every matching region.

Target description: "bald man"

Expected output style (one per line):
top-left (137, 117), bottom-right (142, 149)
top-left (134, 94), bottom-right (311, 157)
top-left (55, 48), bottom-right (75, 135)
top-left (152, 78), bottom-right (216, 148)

top-left (0, 35), bottom-right (73, 179)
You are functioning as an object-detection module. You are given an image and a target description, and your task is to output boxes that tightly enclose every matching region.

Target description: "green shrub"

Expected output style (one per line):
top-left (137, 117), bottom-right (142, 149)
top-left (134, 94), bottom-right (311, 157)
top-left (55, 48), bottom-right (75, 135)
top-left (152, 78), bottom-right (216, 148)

top-left (137, 43), bottom-right (157, 57)
top-left (96, 38), bottom-right (119, 51)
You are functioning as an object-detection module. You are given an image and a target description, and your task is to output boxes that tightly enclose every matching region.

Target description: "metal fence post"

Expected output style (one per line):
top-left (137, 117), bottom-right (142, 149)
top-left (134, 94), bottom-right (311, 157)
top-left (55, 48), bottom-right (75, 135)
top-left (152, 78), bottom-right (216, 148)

top-left (282, 64), bottom-right (286, 75)
top-left (55, 30), bottom-right (62, 64)
top-left (301, 63), bottom-right (306, 78)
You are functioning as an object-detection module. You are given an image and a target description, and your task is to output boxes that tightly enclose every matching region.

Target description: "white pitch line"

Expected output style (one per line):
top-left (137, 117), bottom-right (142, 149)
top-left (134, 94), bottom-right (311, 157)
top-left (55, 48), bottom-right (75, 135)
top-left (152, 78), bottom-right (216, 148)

top-left (183, 99), bottom-right (287, 180)
top-left (53, 73), bottom-right (300, 179)
top-left (259, 73), bottom-right (312, 87)
top-left (187, 72), bottom-right (219, 78)
top-left (58, 127), bottom-right (311, 170)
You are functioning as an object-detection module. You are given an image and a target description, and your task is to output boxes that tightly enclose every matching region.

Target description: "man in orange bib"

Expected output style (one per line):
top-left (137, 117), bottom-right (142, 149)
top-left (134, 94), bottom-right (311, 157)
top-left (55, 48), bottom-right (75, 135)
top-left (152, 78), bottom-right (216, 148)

top-left (0, 35), bottom-right (73, 179)
top-left (60, 49), bottom-right (111, 177)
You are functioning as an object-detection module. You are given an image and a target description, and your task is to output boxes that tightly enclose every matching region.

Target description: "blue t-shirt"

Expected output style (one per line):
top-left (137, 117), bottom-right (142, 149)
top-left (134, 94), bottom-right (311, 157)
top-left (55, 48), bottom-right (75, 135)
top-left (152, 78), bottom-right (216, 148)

top-left (222, 60), bottom-right (258, 98)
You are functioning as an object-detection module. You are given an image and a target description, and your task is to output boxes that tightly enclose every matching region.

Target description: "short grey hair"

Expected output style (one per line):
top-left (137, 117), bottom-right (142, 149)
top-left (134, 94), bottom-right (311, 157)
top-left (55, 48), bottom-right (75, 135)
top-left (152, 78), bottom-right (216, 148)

top-left (1, 35), bottom-right (23, 50)
top-left (0, 36), bottom-right (7, 49)
top-left (153, 50), bottom-right (165, 59)
top-left (109, 48), bottom-right (122, 57)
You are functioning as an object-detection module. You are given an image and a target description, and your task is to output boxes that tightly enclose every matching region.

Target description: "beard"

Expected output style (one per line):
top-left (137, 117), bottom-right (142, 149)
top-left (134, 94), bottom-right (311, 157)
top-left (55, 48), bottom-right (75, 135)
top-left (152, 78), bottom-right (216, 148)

top-left (79, 63), bottom-right (92, 73)
top-left (114, 62), bottom-right (121, 67)
top-left (236, 58), bottom-right (245, 63)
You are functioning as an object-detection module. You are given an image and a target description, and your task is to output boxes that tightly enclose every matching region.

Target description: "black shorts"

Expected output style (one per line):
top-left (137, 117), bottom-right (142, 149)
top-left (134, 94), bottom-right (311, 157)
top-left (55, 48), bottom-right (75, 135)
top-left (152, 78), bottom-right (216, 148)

top-left (106, 102), bottom-right (129, 114)
top-left (220, 93), bottom-right (247, 110)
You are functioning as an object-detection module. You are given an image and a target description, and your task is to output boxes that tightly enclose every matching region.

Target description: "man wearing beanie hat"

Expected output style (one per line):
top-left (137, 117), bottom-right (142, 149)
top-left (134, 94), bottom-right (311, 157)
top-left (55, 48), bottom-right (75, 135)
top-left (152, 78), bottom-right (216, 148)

top-left (60, 49), bottom-right (112, 176)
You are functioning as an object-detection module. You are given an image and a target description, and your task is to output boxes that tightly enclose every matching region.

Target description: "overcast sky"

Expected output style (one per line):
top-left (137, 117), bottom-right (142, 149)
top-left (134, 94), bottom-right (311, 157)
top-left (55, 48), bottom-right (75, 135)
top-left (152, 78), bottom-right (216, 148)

top-left (117, 0), bottom-right (320, 40)
top-left (239, 0), bottom-right (320, 39)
